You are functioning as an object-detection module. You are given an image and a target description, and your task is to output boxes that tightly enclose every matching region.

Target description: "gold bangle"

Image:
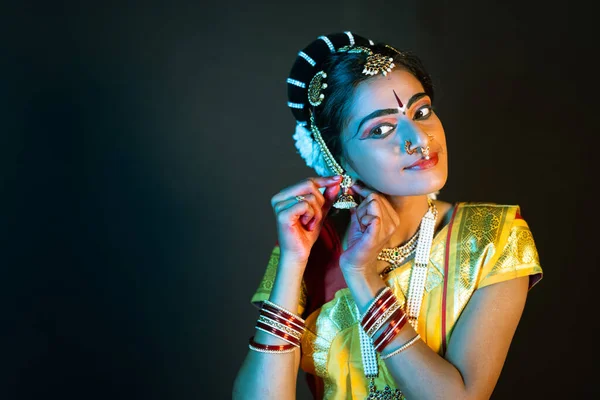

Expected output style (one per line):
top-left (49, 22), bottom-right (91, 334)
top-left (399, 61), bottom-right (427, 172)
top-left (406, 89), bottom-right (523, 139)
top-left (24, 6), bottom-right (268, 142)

top-left (380, 333), bottom-right (421, 360)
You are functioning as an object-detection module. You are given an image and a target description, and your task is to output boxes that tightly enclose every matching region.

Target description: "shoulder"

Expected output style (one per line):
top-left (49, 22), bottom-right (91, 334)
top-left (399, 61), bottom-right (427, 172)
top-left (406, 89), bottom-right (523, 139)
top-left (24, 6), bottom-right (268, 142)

top-left (453, 202), bottom-right (523, 228)
top-left (449, 201), bottom-right (527, 254)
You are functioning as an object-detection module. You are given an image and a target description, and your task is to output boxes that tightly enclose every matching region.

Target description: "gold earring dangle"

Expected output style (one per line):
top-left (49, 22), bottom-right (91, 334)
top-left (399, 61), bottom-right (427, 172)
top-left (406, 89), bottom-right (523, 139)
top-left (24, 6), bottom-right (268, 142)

top-left (333, 174), bottom-right (358, 209)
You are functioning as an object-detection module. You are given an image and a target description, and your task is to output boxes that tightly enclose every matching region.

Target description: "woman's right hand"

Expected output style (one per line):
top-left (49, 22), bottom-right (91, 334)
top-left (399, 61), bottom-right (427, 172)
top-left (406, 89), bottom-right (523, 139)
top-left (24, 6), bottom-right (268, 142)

top-left (270, 175), bottom-right (342, 264)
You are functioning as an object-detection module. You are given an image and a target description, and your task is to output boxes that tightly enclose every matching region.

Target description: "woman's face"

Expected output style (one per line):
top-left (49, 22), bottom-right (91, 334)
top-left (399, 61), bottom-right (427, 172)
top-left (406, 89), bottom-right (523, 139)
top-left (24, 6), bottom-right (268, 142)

top-left (340, 69), bottom-right (448, 197)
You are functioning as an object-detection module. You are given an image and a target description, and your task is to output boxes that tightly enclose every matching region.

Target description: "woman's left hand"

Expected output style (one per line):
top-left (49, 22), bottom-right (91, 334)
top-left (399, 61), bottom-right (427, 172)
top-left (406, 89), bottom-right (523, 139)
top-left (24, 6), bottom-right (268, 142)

top-left (339, 183), bottom-right (400, 277)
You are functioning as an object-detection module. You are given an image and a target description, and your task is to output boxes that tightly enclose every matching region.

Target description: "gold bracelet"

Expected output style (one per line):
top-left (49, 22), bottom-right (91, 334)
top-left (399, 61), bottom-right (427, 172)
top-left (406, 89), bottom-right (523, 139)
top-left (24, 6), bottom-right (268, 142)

top-left (380, 333), bottom-right (421, 360)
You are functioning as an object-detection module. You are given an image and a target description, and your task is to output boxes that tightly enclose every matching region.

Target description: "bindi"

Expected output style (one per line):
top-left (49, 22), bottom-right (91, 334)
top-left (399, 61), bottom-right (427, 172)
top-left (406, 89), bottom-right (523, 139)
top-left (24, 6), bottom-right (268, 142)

top-left (393, 90), bottom-right (406, 115)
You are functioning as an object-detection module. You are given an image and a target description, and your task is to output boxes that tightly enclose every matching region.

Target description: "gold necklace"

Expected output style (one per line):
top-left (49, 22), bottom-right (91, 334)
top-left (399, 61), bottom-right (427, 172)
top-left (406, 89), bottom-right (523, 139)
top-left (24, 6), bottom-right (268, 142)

top-left (377, 200), bottom-right (436, 275)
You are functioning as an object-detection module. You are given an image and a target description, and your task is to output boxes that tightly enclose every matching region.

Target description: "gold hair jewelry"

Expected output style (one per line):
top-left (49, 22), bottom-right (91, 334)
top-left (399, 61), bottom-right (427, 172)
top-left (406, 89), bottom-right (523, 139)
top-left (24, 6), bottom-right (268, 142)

top-left (363, 53), bottom-right (395, 76)
top-left (384, 44), bottom-right (403, 55)
top-left (307, 71), bottom-right (328, 107)
top-left (337, 45), bottom-right (396, 77)
top-left (309, 112), bottom-right (357, 209)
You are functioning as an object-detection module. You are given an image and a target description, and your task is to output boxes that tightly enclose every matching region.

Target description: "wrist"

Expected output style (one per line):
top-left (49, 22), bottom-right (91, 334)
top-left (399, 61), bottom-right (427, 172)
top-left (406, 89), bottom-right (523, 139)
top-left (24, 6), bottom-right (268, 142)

top-left (342, 270), bottom-right (386, 313)
top-left (268, 257), bottom-right (307, 314)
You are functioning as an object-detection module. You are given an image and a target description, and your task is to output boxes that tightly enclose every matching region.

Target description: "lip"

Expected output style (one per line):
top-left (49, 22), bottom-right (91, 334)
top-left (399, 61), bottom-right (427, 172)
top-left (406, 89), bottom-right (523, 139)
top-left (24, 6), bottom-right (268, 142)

top-left (405, 152), bottom-right (439, 170)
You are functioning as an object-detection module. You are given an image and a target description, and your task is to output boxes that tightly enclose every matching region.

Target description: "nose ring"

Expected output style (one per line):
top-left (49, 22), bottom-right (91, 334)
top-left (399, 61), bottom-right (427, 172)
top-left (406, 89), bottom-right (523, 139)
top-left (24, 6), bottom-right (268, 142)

top-left (405, 140), bottom-right (417, 155)
top-left (405, 140), bottom-right (431, 160)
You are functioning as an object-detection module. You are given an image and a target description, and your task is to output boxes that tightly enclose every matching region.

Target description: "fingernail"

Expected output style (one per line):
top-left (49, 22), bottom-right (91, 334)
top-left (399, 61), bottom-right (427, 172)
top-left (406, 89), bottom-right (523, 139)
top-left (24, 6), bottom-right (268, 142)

top-left (332, 175), bottom-right (342, 180)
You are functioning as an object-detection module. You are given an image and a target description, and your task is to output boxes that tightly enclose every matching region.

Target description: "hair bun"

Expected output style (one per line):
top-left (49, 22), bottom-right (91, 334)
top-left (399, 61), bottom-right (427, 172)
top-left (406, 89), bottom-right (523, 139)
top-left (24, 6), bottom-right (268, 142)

top-left (286, 31), bottom-right (373, 124)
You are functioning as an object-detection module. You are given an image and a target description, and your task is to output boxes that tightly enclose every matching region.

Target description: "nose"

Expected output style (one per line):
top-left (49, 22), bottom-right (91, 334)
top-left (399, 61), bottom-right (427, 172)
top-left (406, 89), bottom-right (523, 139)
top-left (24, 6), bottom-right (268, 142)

top-left (398, 119), bottom-right (432, 157)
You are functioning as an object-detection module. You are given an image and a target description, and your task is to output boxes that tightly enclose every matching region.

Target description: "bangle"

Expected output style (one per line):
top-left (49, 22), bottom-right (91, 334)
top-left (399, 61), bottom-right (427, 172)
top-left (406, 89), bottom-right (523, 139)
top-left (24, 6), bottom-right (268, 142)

top-left (380, 334), bottom-right (421, 360)
top-left (366, 301), bottom-right (401, 337)
top-left (373, 308), bottom-right (408, 352)
top-left (255, 322), bottom-right (301, 347)
top-left (263, 300), bottom-right (305, 324)
top-left (257, 315), bottom-right (303, 340)
top-left (361, 288), bottom-right (393, 328)
top-left (362, 292), bottom-right (396, 333)
top-left (248, 336), bottom-right (296, 354)
top-left (261, 307), bottom-right (306, 332)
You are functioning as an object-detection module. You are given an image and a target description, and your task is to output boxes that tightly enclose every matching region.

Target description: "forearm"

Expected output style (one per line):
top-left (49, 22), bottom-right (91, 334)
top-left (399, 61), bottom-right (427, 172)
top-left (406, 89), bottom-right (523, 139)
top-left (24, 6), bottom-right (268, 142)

top-left (344, 271), bottom-right (470, 400)
top-left (232, 256), bottom-right (306, 400)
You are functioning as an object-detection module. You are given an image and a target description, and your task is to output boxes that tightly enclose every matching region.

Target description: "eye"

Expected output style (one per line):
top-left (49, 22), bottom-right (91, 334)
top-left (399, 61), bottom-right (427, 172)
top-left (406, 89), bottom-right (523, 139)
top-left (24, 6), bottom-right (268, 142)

top-left (369, 124), bottom-right (395, 138)
top-left (414, 105), bottom-right (433, 120)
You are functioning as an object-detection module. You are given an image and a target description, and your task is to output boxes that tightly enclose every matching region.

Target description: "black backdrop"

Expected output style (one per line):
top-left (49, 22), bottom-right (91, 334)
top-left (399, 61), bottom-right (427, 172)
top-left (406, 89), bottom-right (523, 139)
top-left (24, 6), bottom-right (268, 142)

top-left (2, 1), bottom-right (597, 399)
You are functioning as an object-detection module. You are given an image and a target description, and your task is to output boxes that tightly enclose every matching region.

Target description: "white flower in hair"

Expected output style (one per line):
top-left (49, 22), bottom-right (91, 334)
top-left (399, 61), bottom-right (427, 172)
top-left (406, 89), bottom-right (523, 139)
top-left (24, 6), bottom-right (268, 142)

top-left (292, 122), bottom-right (332, 177)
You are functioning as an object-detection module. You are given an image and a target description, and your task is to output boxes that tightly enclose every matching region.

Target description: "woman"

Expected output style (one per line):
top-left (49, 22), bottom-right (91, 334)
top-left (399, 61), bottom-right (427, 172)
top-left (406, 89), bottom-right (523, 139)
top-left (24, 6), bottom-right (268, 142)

top-left (233, 31), bottom-right (542, 400)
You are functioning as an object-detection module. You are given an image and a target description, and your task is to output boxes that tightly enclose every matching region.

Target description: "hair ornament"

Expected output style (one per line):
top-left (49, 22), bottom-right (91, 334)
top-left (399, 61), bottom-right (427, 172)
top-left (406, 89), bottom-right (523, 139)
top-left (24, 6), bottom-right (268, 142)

top-left (344, 31), bottom-right (355, 46)
top-left (287, 101), bottom-right (304, 109)
top-left (298, 51), bottom-right (316, 66)
top-left (292, 121), bottom-right (331, 177)
top-left (337, 45), bottom-right (396, 77)
top-left (307, 71), bottom-right (328, 107)
top-left (286, 78), bottom-right (306, 88)
top-left (363, 53), bottom-right (395, 76)
top-left (318, 35), bottom-right (336, 53)
top-left (384, 44), bottom-right (403, 55)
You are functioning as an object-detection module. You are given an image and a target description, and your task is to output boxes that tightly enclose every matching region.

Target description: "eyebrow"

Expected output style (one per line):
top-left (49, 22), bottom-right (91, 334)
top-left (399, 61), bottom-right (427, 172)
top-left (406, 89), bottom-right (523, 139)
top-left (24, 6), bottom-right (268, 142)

top-left (354, 92), bottom-right (429, 136)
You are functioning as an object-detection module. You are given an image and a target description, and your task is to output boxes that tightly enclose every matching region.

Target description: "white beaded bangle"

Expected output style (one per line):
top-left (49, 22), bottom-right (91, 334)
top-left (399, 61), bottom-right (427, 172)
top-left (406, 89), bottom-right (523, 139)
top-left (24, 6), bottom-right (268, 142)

top-left (380, 333), bottom-right (421, 360)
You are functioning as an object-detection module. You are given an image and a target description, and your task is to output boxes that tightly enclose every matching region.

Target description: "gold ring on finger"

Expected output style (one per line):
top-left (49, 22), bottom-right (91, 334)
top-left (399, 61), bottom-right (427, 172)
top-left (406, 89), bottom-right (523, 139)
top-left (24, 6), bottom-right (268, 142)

top-left (295, 195), bottom-right (306, 202)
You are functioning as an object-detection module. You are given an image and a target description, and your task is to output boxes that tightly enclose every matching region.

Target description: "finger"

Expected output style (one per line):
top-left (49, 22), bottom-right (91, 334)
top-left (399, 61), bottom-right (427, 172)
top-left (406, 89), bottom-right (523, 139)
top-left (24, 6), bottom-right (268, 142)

top-left (360, 214), bottom-right (379, 228)
top-left (274, 194), bottom-right (321, 227)
top-left (353, 185), bottom-right (398, 226)
top-left (276, 196), bottom-right (319, 229)
top-left (349, 182), bottom-right (377, 201)
top-left (273, 193), bottom-right (320, 216)
top-left (271, 176), bottom-right (342, 207)
top-left (277, 200), bottom-right (314, 228)
top-left (321, 183), bottom-right (342, 215)
top-left (362, 215), bottom-right (381, 237)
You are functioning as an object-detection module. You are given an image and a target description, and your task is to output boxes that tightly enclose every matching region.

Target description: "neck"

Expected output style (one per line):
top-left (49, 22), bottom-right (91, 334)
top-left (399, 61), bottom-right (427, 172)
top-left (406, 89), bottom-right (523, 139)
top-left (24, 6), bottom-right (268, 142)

top-left (383, 194), bottom-right (430, 248)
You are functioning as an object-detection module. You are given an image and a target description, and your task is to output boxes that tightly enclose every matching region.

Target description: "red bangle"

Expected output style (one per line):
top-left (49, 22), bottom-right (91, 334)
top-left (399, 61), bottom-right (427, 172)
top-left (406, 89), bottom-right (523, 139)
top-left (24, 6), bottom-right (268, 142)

top-left (248, 336), bottom-right (295, 351)
top-left (373, 308), bottom-right (408, 352)
top-left (361, 290), bottom-right (394, 330)
top-left (256, 322), bottom-right (300, 347)
top-left (260, 307), bottom-right (305, 332)
top-left (260, 311), bottom-right (304, 335)
top-left (362, 294), bottom-right (397, 333)
top-left (262, 303), bottom-right (305, 327)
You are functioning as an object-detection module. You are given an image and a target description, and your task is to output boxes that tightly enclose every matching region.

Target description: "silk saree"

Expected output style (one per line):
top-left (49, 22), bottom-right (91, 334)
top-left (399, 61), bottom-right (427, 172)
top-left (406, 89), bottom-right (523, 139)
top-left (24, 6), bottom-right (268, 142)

top-left (251, 202), bottom-right (543, 399)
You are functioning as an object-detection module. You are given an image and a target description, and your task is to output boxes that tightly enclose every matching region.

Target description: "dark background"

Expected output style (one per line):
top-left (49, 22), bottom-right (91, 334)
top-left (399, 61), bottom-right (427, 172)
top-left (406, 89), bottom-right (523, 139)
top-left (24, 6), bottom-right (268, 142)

top-left (2, 1), bottom-right (597, 399)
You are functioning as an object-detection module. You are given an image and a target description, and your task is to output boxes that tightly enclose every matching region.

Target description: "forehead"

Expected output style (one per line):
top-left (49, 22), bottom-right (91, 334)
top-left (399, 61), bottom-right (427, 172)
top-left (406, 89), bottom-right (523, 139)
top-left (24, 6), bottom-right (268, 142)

top-left (348, 69), bottom-right (425, 118)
